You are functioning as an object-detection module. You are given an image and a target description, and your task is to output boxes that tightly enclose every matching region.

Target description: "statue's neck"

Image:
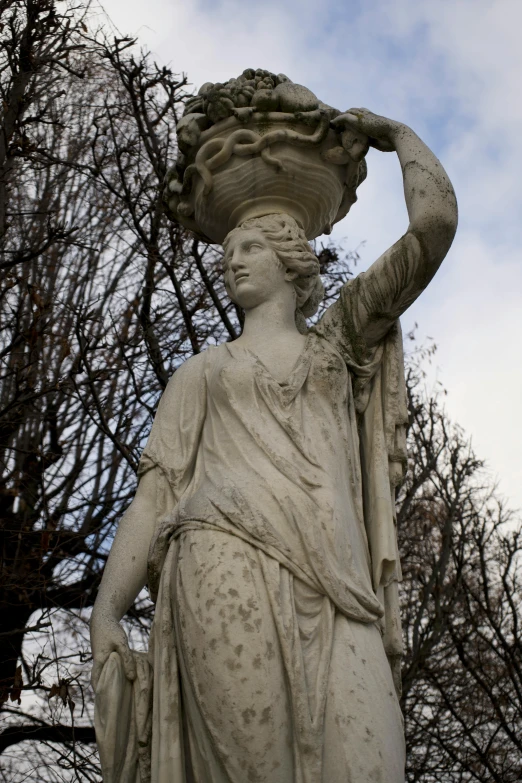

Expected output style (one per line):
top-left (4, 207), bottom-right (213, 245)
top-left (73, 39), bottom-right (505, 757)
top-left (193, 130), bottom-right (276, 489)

top-left (239, 297), bottom-right (299, 346)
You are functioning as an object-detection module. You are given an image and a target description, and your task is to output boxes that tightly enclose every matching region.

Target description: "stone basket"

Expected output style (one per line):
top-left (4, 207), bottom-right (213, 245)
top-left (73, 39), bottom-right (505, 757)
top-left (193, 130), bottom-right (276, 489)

top-left (165, 112), bottom-right (367, 244)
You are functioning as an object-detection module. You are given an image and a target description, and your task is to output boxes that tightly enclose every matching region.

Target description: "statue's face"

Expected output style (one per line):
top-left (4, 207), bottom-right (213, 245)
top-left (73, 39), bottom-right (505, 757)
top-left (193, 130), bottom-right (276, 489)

top-left (223, 228), bottom-right (292, 310)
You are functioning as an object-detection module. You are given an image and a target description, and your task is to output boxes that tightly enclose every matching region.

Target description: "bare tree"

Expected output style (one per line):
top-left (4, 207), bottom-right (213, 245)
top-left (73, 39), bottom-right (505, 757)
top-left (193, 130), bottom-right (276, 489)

top-left (0, 3), bottom-right (197, 777)
top-left (1, 4), bottom-right (520, 781)
top-left (399, 349), bottom-right (522, 783)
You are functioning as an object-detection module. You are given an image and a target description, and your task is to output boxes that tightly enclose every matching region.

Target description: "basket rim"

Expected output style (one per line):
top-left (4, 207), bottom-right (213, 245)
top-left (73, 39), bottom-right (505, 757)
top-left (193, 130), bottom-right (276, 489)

top-left (197, 111), bottom-right (336, 148)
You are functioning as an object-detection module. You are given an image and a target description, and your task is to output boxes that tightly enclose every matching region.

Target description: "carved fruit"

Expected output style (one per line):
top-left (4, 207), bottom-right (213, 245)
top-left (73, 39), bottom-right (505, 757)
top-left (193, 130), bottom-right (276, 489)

top-left (273, 82), bottom-right (319, 113)
top-left (206, 92), bottom-right (235, 124)
top-left (234, 92), bottom-right (250, 108)
top-left (183, 96), bottom-right (205, 117)
top-left (252, 89), bottom-right (279, 111)
top-left (176, 113), bottom-right (209, 153)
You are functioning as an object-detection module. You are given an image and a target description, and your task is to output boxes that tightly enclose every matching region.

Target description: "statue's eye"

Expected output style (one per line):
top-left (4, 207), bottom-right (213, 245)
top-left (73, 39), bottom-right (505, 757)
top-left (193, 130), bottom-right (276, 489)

top-left (247, 243), bottom-right (263, 252)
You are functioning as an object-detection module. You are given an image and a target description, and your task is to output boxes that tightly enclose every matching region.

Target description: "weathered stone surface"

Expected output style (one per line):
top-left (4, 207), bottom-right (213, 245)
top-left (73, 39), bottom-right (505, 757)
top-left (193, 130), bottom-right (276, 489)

top-left (90, 80), bottom-right (458, 782)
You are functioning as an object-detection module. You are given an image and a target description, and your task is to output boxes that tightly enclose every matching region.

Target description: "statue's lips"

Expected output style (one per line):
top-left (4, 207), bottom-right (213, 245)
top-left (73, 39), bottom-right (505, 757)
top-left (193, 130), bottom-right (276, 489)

top-left (235, 273), bottom-right (249, 283)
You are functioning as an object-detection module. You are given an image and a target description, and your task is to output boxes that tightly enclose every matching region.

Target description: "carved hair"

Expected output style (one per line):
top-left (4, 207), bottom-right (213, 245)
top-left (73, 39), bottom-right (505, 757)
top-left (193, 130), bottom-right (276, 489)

top-left (223, 213), bottom-right (324, 333)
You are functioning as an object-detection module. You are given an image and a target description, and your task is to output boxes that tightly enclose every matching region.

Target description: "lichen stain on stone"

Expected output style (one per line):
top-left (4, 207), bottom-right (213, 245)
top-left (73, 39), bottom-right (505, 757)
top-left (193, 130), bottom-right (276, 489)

top-left (335, 712), bottom-right (355, 728)
top-left (220, 621), bottom-right (231, 645)
top-left (252, 653), bottom-right (262, 669)
top-left (364, 727), bottom-right (374, 743)
top-left (247, 766), bottom-right (263, 782)
top-left (259, 706), bottom-right (272, 725)
top-left (225, 657), bottom-right (242, 672)
top-left (368, 764), bottom-right (384, 782)
top-left (238, 604), bottom-right (252, 622)
top-left (241, 706), bottom-right (256, 725)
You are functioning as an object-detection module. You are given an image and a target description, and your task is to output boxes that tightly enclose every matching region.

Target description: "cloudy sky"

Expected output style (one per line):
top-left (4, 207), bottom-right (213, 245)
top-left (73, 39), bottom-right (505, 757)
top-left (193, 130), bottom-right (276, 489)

top-left (99, 0), bottom-right (522, 511)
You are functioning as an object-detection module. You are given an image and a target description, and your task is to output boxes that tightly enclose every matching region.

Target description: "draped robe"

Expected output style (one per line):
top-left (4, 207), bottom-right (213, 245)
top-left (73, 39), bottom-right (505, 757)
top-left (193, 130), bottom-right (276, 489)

top-left (95, 272), bottom-right (410, 783)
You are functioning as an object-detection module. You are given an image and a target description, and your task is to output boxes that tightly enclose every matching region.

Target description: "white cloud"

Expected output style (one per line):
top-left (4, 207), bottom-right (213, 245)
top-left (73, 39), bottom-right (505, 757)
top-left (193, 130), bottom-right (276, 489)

top-left (99, 0), bottom-right (522, 510)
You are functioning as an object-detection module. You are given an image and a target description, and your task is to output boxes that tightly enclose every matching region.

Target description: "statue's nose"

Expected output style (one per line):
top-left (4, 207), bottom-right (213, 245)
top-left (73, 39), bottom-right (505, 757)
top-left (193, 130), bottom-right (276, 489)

top-left (229, 249), bottom-right (247, 273)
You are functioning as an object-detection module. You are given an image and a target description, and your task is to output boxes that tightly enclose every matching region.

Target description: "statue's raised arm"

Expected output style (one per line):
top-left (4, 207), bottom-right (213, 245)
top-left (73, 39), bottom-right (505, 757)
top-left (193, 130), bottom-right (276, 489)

top-left (332, 108), bottom-right (458, 347)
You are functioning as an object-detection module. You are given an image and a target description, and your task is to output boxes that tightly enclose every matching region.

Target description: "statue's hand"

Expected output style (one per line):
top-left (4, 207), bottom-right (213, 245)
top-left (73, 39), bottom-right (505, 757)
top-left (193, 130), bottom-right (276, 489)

top-left (332, 108), bottom-right (404, 152)
top-left (90, 612), bottom-right (136, 690)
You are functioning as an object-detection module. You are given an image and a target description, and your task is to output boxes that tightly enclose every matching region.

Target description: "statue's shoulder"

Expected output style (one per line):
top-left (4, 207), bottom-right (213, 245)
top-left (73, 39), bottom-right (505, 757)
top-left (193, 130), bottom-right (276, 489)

top-left (167, 344), bottom-right (224, 389)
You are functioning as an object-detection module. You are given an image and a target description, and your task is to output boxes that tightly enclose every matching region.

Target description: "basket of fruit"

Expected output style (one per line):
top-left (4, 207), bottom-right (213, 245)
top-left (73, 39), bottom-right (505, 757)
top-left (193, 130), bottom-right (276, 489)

top-left (164, 69), bottom-right (369, 244)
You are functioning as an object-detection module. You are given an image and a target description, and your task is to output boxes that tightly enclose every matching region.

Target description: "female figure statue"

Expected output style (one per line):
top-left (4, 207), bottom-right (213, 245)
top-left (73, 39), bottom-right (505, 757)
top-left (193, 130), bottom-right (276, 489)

top-left (90, 107), bottom-right (457, 783)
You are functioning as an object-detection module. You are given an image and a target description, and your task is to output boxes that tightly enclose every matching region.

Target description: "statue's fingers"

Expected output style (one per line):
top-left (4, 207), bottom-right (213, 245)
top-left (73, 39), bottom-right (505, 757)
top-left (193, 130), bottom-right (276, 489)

top-left (117, 641), bottom-right (137, 681)
top-left (332, 111), bottom-right (358, 125)
top-left (331, 112), bottom-right (360, 134)
top-left (346, 108), bottom-right (377, 121)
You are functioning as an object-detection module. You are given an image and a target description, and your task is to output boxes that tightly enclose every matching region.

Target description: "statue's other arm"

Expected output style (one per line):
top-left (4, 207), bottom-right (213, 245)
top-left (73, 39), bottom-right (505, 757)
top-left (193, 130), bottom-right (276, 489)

top-left (90, 469), bottom-right (157, 687)
top-left (90, 352), bottom-right (208, 688)
top-left (334, 109), bottom-right (458, 348)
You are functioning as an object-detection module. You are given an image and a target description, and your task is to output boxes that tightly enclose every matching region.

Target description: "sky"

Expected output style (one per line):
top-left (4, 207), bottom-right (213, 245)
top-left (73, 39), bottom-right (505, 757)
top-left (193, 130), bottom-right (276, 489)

top-left (98, 0), bottom-right (522, 512)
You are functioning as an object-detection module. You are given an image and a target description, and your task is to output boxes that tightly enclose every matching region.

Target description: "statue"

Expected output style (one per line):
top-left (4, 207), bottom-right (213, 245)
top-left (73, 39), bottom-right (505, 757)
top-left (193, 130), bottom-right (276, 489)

top-left (90, 69), bottom-right (457, 782)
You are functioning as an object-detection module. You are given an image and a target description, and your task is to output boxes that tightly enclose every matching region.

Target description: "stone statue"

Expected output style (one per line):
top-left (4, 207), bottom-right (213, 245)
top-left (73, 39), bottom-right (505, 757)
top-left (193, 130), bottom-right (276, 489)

top-left (90, 69), bottom-right (457, 782)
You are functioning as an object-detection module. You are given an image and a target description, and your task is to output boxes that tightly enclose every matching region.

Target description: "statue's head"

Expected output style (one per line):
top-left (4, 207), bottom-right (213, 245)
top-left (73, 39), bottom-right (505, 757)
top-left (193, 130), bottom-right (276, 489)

top-left (222, 213), bottom-right (324, 333)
